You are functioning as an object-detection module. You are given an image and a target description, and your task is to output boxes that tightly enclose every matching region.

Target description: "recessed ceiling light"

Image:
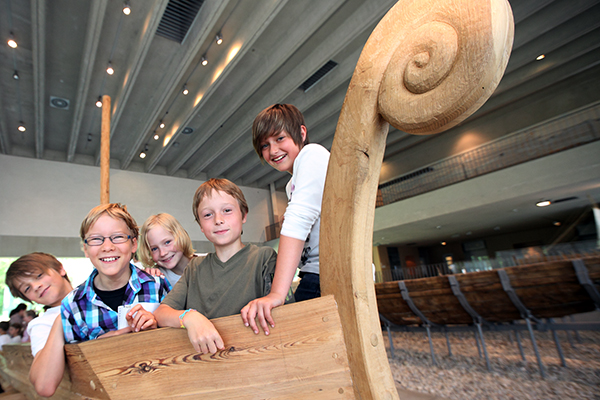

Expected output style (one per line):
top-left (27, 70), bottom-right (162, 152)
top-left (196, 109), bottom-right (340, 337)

top-left (153, 134), bottom-right (160, 140)
top-left (96, 96), bottom-right (103, 108)
top-left (182, 127), bottom-right (194, 134)
top-left (536, 54), bottom-right (545, 61)
top-left (159, 121), bottom-right (165, 129)
top-left (123, 2), bottom-right (131, 15)
top-left (139, 151), bottom-right (146, 159)
top-left (18, 122), bottom-right (26, 132)
top-left (182, 84), bottom-right (189, 95)
top-left (106, 62), bottom-right (114, 75)
top-left (50, 96), bottom-right (70, 110)
top-left (536, 200), bottom-right (551, 207)
top-left (7, 33), bottom-right (17, 49)
top-left (553, 221), bottom-right (561, 226)
top-left (12, 71), bottom-right (19, 80)
top-left (441, 241), bottom-right (446, 245)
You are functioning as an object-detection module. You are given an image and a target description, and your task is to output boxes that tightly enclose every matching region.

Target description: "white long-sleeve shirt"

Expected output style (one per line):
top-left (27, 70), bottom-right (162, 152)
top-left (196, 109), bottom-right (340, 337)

top-left (281, 143), bottom-right (330, 274)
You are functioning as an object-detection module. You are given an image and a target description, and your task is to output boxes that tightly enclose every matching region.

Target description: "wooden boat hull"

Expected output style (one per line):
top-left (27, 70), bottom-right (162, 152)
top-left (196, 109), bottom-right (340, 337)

top-left (376, 257), bottom-right (600, 326)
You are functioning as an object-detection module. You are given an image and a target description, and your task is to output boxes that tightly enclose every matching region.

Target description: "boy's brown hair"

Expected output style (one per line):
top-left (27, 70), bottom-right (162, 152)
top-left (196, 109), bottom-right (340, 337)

top-left (192, 178), bottom-right (249, 223)
top-left (6, 253), bottom-right (71, 302)
top-left (252, 104), bottom-right (309, 161)
top-left (80, 203), bottom-right (139, 241)
top-left (138, 213), bottom-right (195, 267)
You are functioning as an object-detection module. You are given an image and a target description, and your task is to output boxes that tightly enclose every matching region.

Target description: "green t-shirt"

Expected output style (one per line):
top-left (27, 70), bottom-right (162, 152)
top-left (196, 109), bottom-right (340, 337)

top-left (161, 244), bottom-right (276, 319)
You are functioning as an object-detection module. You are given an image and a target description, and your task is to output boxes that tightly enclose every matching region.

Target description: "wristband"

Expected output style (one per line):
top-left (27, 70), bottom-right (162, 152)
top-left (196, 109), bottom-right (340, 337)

top-left (179, 309), bottom-right (196, 328)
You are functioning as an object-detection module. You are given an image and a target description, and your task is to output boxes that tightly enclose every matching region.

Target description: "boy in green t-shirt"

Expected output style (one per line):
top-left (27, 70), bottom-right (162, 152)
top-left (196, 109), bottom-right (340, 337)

top-left (155, 178), bottom-right (278, 354)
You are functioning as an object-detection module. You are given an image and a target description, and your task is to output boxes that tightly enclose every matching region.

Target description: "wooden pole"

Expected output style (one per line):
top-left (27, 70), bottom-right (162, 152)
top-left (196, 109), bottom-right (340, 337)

top-left (100, 95), bottom-right (111, 204)
top-left (320, 0), bottom-right (514, 398)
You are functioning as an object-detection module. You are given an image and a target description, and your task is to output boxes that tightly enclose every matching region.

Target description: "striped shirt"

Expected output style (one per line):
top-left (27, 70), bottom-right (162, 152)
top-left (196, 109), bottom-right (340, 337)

top-left (61, 264), bottom-right (171, 343)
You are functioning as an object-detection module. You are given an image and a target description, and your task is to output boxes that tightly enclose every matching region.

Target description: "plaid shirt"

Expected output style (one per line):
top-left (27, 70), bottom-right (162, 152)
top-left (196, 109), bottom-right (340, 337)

top-left (61, 264), bottom-right (171, 343)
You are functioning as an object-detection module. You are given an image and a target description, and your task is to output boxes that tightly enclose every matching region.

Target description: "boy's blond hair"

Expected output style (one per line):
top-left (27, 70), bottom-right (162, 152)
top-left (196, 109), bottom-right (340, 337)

top-left (80, 203), bottom-right (139, 240)
top-left (192, 178), bottom-right (249, 223)
top-left (252, 104), bottom-right (309, 161)
top-left (138, 213), bottom-right (195, 267)
top-left (6, 253), bottom-right (71, 302)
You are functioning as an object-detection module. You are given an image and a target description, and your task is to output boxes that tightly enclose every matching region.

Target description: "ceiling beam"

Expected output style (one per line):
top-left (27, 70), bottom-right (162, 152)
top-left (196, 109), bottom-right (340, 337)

top-left (66, 0), bottom-right (107, 163)
top-left (121, 0), bottom-right (234, 171)
top-left (183, 0), bottom-right (396, 179)
top-left (93, 0), bottom-right (169, 166)
top-left (31, 0), bottom-right (45, 159)
top-left (160, 0), bottom-right (332, 176)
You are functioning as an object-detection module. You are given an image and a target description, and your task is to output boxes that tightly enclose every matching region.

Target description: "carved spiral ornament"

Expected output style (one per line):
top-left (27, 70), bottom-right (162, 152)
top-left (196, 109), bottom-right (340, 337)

top-left (320, 0), bottom-right (514, 398)
top-left (377, 0), bottom-right (514, 134)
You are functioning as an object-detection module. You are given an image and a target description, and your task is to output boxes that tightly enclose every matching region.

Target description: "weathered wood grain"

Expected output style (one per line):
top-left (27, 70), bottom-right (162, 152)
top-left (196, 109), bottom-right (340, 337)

top-left (65, 295), bottom-right (354, 400)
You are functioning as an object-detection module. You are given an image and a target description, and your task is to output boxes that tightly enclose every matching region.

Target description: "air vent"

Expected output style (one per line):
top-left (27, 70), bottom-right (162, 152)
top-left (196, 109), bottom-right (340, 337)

top-left (182, 127), bottom-right (194, 134)
top-left (156, 0), bottom-right (205, 43)
top-left (49, 96), bottom-right (70, 110)
top-left (299, 60), bottom-right (338, 92)
top-left (379, 167), bottom-right (434, 189)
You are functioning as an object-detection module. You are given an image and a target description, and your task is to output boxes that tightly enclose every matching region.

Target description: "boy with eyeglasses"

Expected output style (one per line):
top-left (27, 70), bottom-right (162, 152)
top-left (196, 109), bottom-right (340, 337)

top-left (61, 203), bottom-right (171, 343)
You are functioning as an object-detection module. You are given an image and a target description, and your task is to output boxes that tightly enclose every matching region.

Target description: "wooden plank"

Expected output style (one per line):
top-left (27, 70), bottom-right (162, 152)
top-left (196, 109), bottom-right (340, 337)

top-left (0, 345), bottom-right (78, 400)
top-left (65, 295), bottom-right (354, 400)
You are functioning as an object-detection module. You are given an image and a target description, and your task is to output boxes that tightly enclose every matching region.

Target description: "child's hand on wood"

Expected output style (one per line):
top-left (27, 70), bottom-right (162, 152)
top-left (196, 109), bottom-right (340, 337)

top-left (240, 293), bottom-right (284, 336)
top-left (144, 267), bottom-right (165, 278)
top-left (182, 311), bottom-right (225, 354)
top-left (126, 304), bottom-right (158, 332)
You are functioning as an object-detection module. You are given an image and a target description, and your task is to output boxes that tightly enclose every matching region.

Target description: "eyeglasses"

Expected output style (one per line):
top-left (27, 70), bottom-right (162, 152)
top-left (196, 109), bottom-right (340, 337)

top-left (84, 234), bottom-right (132, 246)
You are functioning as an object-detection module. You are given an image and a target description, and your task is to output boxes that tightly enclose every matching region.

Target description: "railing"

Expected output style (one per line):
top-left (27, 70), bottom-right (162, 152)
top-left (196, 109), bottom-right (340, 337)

top-left (377, 102), bottom-right (600, 207)
top-left (376, 239), bottom-right (600, 283)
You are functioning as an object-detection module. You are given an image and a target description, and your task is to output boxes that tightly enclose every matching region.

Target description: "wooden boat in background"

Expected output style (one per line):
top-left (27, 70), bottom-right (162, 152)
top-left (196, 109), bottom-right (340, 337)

top-left (376, 257), bottom-right (600, 327)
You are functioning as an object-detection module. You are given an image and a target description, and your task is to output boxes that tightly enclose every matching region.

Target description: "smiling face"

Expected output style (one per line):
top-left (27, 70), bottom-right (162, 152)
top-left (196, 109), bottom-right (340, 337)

top-left (83, 214), bottom-right (137, 287)
top-left (197, 189), bottom-right (247, 255)
top-left (18, 267), bottom-right (71, 307)
top-left (146, 225), bottom-right (187, 275)
top-left (260, 128), bottom-right (306, 174)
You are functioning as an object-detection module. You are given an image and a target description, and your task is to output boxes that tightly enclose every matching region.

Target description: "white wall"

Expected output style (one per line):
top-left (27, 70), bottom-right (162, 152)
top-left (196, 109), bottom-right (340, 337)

top-left (0, 154), bottom-right (272, 252)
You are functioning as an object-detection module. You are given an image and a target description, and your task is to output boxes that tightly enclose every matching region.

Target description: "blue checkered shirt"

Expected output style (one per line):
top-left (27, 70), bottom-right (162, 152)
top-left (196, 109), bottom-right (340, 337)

top-left (61, 264), bottom-right (171, 343)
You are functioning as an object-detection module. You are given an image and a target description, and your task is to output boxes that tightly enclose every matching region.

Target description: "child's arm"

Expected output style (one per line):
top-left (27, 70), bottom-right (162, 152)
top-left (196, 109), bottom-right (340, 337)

top-left (154, 304), bottom-right (224, 354)
top-left (241, 235), bottom-right (304, 335)
top-left (29, 317), bottom-right (65, 397)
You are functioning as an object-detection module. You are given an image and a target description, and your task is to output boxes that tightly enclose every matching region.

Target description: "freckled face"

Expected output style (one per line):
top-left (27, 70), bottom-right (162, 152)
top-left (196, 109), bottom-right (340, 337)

top-left (197, 190), bottom-right (247, 250)
top-left (260, 128), bottom-right (305, 174)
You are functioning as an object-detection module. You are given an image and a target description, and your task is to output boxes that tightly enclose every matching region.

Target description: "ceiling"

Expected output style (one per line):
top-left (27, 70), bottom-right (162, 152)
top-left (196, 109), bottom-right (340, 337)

top-left (1, 0), bottom-right (600, 247)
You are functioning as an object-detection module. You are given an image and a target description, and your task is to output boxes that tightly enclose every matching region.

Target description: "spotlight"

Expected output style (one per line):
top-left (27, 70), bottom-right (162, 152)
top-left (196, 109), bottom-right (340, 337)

top-left (182, 84), bottom-right (189, 95)
top-left (440, 241), bottom-right (446, 246)
top-left (201, 56), bottom-right (208, 66)
top-left (106, 61), bottom-right (114, 75)
top-left (7, 33), bottom-right (17, 49)
top-left (123, 2), bottom-right (131, 15)
top-left (159, 120), bottom-right (165, 129)
top-left (13, 71), bottom-right (19, 80)
top-left (536, 200), bottom-right (551, 207)
top-left (536, 54), bottom-right (545, 61)
top-left (139, 151), bottom-right (147, 159)
top-left (215, 33), bottom-right (223, 45)
top-left (96, 96), bottom-right (103, 108)
top-left (153, 134), bottom-right (160, 140)
top-left (18, 122), bottom-right (26, 132)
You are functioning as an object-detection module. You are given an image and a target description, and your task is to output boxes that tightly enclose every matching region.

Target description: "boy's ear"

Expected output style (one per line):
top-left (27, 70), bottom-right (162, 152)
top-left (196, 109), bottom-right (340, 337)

top-left (241, 213), bottom-right (247, 224)
top-left (59, 266), bottom-right (67, 277)
top-left (131, 237), bottom-right (139, 254)
top-left (300, 125), bottom-right (307, 144)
